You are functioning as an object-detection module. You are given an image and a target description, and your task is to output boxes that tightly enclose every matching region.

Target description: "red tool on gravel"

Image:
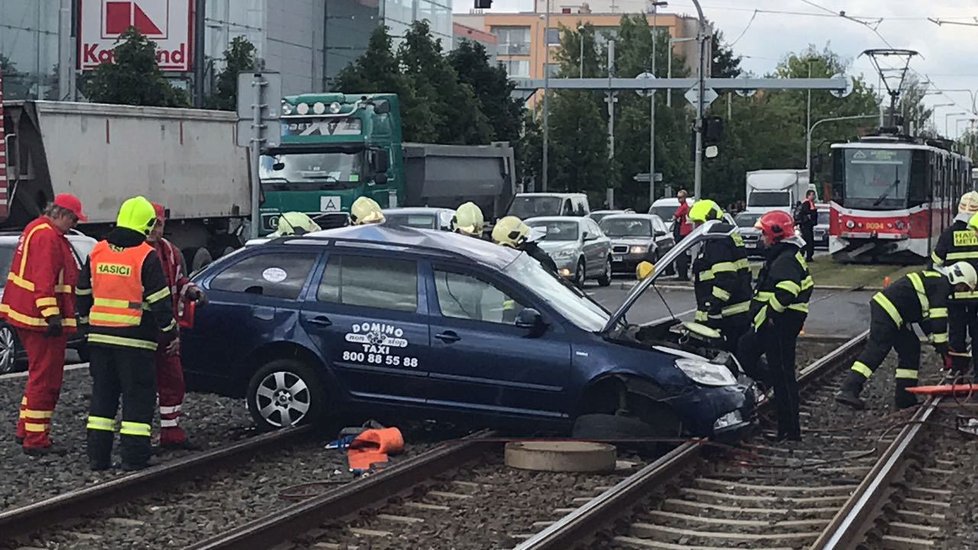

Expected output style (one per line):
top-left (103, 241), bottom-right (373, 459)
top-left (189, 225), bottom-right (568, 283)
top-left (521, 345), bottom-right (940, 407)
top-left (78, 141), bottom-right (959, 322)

top-left (906, 384), bottom-right (978, 396)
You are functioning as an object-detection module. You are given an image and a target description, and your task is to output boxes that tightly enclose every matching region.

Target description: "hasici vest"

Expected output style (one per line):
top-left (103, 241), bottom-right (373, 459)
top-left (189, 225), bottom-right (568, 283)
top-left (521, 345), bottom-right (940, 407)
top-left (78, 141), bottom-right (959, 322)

top-left (89, 241), bottom-right (153, 328)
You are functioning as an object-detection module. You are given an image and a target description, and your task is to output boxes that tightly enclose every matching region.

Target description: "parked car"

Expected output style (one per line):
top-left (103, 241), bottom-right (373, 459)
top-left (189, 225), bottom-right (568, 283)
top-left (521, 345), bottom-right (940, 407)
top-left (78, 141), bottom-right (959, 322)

top-left (383, 207), bottom-right (455, 231)
top-left (507, 193), bottom-right (590, 219)
top-left (814, 206), bottom-right (829, 250)
top-left (649, 197), bottom-right (695, 233)
top-left (588, 209), bottom-right (633, 224)
top-left (179, 223), bottom-right (755, 439)
top-left (734, 211), bottom-right (765, 259)
top-left (0, 230), bottom-right (97, 373)
top-left (599, 214), bottom-right (675, 274)
top-left (524, 217), bottom-right (612, 287)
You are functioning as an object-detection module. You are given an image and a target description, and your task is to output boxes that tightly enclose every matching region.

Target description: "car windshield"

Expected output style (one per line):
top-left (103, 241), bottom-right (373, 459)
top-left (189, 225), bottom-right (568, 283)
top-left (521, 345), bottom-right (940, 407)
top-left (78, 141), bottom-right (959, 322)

top-left (600, 218), bottom-right (652, 237)
top-left (527, 220), bottom-right (579, 241)
top-left (260, 151), bottom-right (363, 186)
top-left (505, 255), bottom-right (609, 331)
top-left (748, 191), bottom-right (790, 207)
top-left (385, 213), bottom-right (437, 229)
top-left (650, 205), bottom-right (679, 221)
top-left (0, 244), bottom-right (14, 288)
top-left (734, 213), bottom-right (761, 228)
top-left (508, 196), bottom-right (563, 218)
top-left (817, 211), bottom-right (830, 225)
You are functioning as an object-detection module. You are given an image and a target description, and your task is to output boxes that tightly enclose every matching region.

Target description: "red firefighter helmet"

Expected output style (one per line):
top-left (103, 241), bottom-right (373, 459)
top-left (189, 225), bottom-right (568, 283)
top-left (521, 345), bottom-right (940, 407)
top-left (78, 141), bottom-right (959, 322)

top-left (755, 210), bottom-right (795, 243)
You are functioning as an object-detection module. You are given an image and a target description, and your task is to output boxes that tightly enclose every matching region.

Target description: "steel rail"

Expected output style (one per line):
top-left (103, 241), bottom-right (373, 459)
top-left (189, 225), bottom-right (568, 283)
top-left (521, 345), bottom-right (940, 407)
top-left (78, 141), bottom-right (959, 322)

top-left (0, 425), bottom-right (311, 540)
top-left (516, 331), bottom-right (869, 550)
top-left (812, 394), bottom-right (944, 549)
top-left (186, 429), bottom-right (497, 550)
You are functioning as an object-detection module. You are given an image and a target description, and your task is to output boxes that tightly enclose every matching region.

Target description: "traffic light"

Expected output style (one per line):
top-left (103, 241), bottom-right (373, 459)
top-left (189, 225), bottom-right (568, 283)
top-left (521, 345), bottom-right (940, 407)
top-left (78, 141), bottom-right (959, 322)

top-left (475, 0), bottom-right (493, 8)
top-left (703, 116), bottom-right (724, 145)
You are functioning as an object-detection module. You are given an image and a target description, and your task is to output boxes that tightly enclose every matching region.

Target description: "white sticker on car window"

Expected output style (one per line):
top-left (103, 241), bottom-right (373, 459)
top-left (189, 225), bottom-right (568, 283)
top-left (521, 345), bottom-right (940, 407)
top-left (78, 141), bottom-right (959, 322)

top-left (262, 267), bottom-right (287, 283)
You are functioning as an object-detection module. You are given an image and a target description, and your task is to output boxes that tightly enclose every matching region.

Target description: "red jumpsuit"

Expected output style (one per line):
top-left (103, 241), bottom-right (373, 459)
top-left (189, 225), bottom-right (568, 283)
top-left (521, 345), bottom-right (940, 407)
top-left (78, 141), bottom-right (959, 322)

top-left (0, 217), bottom-right (78, 449)
top-left (152, 237), bottom-right (195, 445)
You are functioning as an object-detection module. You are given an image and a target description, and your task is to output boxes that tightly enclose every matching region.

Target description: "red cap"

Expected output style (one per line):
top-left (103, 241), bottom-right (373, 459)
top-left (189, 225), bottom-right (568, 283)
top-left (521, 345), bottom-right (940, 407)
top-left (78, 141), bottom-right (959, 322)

top-left (53, 194), bottom-right (87, 222)
top-left (152, 202), bottom-right (166, 221)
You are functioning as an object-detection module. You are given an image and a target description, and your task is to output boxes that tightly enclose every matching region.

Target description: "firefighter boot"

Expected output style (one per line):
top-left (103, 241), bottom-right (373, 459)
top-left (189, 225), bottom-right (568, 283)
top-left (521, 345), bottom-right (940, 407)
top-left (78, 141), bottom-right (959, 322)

top-left (835, 371), bottom-right (867, 410)
top-left (895, 379), bottom-right (920, 410)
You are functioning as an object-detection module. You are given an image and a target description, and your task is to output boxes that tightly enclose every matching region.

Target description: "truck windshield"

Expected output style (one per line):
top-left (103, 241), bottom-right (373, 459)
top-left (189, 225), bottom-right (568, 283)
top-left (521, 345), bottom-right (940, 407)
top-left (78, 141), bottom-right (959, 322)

top-left (842, 149), bottom-right (911, 209)
top-left (748, 191), bottom-right (790, 207)
top-left (260, 151), bottom-right (363, 185)
top-left (509, 196), bottom-right (562, 218)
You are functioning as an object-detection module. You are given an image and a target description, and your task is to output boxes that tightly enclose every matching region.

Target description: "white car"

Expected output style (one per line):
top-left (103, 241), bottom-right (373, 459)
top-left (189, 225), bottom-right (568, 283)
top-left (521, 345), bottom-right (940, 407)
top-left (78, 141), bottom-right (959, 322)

top-left (649, 197), bottom-right (695, 233)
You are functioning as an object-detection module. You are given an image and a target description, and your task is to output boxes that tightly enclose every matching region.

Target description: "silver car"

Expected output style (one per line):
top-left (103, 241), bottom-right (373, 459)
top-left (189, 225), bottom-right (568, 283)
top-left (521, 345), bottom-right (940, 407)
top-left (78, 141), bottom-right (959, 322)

top-left (734, 211), bottom-right (765, 259)
top-left (525, 216), bottom-right (612, 287)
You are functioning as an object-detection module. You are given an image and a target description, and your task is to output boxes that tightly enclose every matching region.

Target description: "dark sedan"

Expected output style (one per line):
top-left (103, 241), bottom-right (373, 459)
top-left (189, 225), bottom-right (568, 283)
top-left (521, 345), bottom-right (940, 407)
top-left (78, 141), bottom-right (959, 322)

top-left (599, 214), bottom-right (675, 274)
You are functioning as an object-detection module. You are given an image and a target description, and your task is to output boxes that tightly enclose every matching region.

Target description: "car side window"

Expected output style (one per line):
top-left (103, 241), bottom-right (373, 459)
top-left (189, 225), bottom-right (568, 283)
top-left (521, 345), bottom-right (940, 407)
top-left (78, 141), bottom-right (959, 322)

top-left (318, 255), bottom-right (418, 312)
top-left (575, 200), bottom-right (588, 217)
top-left (433, 269), bottom-right (526, 325)
top-left (562, 199), bottom-right (572, 216)
top-left (210, 252), bottom-right (318, 300)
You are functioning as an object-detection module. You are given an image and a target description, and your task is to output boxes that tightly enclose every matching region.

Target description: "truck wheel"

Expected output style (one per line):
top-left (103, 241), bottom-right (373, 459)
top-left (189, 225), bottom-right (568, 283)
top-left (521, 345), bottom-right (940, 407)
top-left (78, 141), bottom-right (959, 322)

top-left (246, 359), bottom-right (327, 431)
top-left (598, 257), bottom-right (612, 287)
top-left (183, 247), bottom-right (213, 273)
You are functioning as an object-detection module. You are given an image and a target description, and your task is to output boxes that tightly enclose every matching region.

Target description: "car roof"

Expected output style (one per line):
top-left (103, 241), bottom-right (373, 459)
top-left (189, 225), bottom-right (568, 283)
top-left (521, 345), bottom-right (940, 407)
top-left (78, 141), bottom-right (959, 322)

top-left (525, 216), bottom-right (586, 224)
top-left (600, 213), bottom-right (655, 220)
top-left (273, 224), bottom-right (518, 269)
top-left (516, 193), bottom-right (586, 198)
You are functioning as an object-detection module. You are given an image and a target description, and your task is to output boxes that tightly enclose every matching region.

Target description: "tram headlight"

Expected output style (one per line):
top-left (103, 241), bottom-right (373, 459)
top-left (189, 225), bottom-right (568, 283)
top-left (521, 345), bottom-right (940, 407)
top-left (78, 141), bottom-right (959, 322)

top-left (845, 220), bottom-right (855, 229)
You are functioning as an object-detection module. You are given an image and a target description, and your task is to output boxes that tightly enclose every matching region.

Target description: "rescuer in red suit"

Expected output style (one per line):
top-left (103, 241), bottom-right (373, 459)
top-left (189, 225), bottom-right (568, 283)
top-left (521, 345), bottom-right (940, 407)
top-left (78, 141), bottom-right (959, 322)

top-left (148, 203), bottom-right (207, 448)
top-left (2, 194), bottom-right (85, 455)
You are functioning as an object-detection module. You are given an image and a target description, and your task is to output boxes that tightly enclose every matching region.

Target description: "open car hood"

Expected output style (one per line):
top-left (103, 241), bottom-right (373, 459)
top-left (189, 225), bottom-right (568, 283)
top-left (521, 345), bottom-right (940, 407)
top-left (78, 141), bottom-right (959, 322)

top-left (601, 220), bottom-right (740, 335)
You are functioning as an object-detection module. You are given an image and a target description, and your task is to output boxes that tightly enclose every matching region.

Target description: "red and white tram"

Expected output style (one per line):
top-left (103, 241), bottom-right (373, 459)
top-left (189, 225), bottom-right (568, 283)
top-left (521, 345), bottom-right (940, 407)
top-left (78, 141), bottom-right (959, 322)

top-left (829, 135), bottom-right (973, 263)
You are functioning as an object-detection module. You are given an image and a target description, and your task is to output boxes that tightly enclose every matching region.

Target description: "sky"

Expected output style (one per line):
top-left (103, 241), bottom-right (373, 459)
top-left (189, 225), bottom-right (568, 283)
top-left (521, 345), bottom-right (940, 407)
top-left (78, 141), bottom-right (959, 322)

top-left (453, 0), bottom-right (978, 138)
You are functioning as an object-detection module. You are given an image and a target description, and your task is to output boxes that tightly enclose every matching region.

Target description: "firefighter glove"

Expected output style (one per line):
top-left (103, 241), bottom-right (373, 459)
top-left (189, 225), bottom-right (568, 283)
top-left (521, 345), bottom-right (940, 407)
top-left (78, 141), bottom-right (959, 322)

top-left (44, 315), bottom-right (64, 338)
top-left (165, 336), bottom-right (181, 356)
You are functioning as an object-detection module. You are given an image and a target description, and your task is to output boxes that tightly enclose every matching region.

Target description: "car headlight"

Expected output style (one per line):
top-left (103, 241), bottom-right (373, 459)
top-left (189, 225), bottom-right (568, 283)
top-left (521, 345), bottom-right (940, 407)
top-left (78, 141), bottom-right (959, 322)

top-left (675, 358), bottom-right (738, 386)
top-left (629, 245), bottom-right (648, 254)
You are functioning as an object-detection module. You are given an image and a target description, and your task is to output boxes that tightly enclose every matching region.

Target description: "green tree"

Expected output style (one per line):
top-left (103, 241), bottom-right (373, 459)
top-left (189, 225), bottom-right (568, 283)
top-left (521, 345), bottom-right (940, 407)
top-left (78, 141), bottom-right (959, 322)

top-left (398, 20), bottom-right (491, 145)
top-left (449, 39), bottom-right (524, 145)
top-left (895, 74), bottom-right (933, 136)
top-left (206, 36), bottom-right (257, 111)
top-left (83, 28), bottom-right (188, 107)
top-left (711, 29), bottom-right (742, 79)
top-left (0, 54), bottom-right (32, 99)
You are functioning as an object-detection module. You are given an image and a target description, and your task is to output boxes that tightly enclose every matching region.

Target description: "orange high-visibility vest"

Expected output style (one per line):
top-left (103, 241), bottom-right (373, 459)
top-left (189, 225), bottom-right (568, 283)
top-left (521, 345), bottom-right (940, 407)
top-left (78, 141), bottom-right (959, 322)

top-left (89, 241), bottom-right (153, 328)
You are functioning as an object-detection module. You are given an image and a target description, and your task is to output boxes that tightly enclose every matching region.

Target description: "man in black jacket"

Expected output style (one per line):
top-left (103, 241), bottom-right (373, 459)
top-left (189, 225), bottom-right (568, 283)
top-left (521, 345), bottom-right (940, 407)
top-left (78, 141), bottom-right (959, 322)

top-left (795, 190), bottom-right (818, 262)
top-left (491, 216), bottom-right (559, 275)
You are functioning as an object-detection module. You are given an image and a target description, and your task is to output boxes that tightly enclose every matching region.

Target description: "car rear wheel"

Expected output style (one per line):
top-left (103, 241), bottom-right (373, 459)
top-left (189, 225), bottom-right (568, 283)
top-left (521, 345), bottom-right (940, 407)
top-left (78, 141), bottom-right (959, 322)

top-left (597, 256), bottom-right (612, 287)
top-left (0, 324), bottom-right (19, 374)
top-left (246, 359), bottom-right (326, 431)
top-left (574, 258), bottom-right (586, 288)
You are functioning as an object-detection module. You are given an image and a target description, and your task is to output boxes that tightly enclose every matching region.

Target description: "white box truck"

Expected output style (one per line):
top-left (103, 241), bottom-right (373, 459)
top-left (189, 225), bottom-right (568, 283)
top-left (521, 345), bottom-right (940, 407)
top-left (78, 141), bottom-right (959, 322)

top-left (745, 169), bottom-right (812, 214)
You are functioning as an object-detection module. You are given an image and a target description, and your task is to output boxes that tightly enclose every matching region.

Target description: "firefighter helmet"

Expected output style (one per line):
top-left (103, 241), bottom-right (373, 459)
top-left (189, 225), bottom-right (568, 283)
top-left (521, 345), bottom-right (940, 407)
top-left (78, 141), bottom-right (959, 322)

top-left (947, 262), bottom-right (978, 290)
top-left (491, 216), bottom-right (530, 248)
top-left (688, 199), bottom-right (724, 224)
top-left (960, 192), bottom-right (978, 215)
top-left (636, 261), bottom-right (655, 281)
top-left (271, 212), bottom-right (322, 237)
top-left (754, 210), bottom-right (795, 242)
top-left (452, 202), bottom-right (485, 236)
top-left (116, 196), bottom-right (157, 235)
top-left (350, 197), bottom-right (384, 225)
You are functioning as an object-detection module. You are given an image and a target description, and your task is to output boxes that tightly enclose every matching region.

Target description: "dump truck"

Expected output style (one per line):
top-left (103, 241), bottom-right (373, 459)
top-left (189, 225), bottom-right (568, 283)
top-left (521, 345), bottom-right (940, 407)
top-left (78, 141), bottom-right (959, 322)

top-left (259, 93), bottom-right (515, 233)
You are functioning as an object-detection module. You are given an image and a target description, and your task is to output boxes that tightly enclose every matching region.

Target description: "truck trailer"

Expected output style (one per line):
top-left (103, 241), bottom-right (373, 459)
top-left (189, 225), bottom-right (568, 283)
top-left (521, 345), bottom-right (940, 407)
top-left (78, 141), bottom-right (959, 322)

top-left (0, 100), bottom-right (251, 271)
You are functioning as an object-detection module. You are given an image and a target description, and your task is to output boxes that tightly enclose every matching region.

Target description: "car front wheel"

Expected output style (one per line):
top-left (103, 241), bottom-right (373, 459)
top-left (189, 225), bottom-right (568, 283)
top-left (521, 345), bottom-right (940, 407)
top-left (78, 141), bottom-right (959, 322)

top-left (0, 324), bottom-right (19, 374)
top-left (246, 359), bottom-right (326, 431)
top-left (574, 258), bottom-right (586, 288)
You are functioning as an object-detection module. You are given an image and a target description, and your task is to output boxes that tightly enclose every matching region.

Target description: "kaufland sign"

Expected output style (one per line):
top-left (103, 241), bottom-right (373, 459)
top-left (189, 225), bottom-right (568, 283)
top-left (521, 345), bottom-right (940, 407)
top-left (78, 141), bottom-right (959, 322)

top-left (79, 0), bottom-right (194, 72)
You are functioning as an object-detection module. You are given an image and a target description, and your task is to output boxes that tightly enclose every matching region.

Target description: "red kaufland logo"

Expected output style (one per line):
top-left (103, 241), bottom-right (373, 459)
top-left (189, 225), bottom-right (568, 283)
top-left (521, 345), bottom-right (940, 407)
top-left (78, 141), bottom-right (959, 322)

top-left (80, 0), bottom-right (191, 71)
top-left (102, 0), bottom-right (168, 38)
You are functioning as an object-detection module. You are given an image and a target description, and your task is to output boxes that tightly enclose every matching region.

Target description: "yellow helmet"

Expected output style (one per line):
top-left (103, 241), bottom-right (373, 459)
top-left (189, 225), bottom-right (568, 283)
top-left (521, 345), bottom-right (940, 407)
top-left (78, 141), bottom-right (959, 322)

top-left (688, 199), bottom-right (723, 224)
top-left (452, 202), bottom-right (485, 236)
top-left (491, 216), bottom-right (530, 248)
top-left (116, 196), bottom-right (157, 235)
top-left (350, 197), bottom-right (384, 225)
top-left (270, 212), bottom-right (321, 237)
top-left (960, 191), bottom-right (978, 215)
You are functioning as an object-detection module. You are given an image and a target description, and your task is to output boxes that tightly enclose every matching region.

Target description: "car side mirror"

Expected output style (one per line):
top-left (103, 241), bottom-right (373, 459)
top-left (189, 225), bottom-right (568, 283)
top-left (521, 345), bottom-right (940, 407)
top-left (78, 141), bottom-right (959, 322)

top-left (584, 232), bottom-right (598, 241)
top-left (515, 308), bottom-right (547, 336)
top-left (654, 229), bottom-right (666, 237)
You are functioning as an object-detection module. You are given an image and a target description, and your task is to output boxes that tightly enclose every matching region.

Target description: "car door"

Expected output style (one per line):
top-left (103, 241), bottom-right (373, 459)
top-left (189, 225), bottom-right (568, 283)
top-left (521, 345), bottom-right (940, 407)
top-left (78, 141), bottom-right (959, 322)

top-left (423, 262), bottom-right (572, 418)
top-left (299, 253), bottom-right (432, 406)
top-left (652, 217), bottom-right (674, 255)
top-left (583, 219), bottom-right (605, 272)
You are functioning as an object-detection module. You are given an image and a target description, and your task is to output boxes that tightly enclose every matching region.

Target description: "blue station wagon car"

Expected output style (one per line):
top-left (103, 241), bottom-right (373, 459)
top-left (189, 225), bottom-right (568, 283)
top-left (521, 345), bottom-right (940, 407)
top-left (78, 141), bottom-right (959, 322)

top-left (181, 222), bottom-right (755, 437)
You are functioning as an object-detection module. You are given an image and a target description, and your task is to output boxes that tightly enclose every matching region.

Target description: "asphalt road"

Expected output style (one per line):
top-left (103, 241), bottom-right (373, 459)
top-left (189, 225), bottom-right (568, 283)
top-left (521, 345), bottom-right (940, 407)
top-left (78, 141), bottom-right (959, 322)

top-left (585, 276), bottom-right (874, 338)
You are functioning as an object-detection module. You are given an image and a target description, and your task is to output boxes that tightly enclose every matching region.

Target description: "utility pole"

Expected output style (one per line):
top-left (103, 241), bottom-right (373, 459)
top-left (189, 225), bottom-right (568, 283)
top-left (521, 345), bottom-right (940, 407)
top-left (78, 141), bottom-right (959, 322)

top-left (692, 0), bottom-right (707, 200)
top-left (606, 39), bottom-right (616, 208)
top-left (649, 1), bottom-right (668, 205)
top-left (579, 25), bottom-right (585, 78)
top-left (542, 2), bottom-right (551, 192)
top-left (193, 0), bottom-right (207, 107)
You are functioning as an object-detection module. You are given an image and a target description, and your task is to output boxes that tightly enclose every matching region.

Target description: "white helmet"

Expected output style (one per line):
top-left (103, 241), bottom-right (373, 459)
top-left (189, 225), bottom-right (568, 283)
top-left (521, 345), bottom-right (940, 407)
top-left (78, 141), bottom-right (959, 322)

top-left (947, 262), bottom-right (978, 290)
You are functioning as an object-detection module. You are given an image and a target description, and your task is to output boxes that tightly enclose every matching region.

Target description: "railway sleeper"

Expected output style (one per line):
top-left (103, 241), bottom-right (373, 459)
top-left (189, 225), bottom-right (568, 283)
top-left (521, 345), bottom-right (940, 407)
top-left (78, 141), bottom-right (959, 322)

top-left (639, 509), bottom-right (828, 533)
top-left (612, 535), bottom-right (793, 550)
top-left (627, 521), bottom-right (821, 546)
top-left (660, 498), bottom-right (841, 521)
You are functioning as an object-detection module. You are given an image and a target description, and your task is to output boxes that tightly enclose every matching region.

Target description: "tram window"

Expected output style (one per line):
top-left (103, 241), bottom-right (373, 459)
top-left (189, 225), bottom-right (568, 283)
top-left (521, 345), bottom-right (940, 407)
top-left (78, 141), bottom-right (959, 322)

top-left (843, 148), bottom-right (912, 208)
top-left (908, 151), bottom-right (928, 206)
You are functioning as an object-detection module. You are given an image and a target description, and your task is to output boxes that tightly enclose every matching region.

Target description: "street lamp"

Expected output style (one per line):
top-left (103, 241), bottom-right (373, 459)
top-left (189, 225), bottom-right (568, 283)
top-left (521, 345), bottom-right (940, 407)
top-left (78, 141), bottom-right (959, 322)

top-left (806, 114), bottom-right (878, 175)
top-left (648, 1), bottom-right (668, 205)
top-left (666, 36), bottom-right (696, 108)
top-left (542, 4), bottom-right (551, 192)
top-left (956, 117), bottom-right (976, 138)
top-left (946, 111), bottom-right (967, 137)
top-left (689, 0), bottom-right (708, 201)
top-left (578, 24), bottom-right (585, 78)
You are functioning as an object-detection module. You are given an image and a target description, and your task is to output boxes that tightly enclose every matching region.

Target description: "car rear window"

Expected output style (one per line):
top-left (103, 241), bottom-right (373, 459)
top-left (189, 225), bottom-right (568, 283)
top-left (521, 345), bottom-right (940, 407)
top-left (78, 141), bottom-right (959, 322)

top-left (0, 243), bottom-right (15, 288)
top-left (318, 255), bottom-right (418, 312)
top-left (209, 252), bottom-right (318, 300)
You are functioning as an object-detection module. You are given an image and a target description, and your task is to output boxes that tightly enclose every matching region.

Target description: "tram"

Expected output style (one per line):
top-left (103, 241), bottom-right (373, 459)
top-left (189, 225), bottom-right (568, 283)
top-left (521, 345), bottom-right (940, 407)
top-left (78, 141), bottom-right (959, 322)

top-left (829, 134), bottom-right (973, 263)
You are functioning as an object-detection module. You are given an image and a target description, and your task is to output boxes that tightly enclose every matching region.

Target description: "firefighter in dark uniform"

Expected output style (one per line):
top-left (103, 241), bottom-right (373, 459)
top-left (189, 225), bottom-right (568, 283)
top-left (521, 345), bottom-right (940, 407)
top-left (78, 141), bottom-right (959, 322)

top-left (77, 196), bottom-right (178, 471)
top-left (737, 210), bottom-right (813, 441)
top-left (930, 192), bottom-right (978, 374)
top-left (836, 263), bottom-right (977, 410)
top-left (492, 216), bottom-right (559, 275)
top-left (687, 200), bottom-right (752, 353)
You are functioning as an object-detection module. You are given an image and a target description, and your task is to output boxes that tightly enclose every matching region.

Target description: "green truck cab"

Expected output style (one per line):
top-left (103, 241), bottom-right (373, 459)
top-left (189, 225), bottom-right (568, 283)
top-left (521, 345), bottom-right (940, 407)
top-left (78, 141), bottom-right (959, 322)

top-left (259, 93), bottom-right (401, 234)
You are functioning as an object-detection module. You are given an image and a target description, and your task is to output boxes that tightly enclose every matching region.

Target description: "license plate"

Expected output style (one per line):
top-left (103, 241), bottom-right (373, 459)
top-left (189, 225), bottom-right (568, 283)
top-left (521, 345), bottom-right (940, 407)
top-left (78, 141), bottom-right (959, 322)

top-left (613, 255), bottom-right (624, 262)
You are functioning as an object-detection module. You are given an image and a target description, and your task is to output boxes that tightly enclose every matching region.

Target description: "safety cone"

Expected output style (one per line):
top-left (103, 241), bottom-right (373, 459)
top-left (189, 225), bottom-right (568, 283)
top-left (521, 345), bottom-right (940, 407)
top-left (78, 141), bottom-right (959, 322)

top-left (883, 276), bottom-right (891, 288)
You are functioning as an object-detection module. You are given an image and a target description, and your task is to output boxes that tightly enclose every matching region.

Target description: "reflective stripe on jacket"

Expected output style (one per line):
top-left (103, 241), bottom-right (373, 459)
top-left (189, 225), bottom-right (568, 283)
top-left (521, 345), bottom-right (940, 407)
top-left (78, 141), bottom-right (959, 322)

top-left (89, 241), bottom-right (154, 328)
top-left (692, 232), bottom-right (752, 325)
top-left (871, 270), bottom-right (949, 344)
top-left (0, 217), bottom-right (79, 332)
top-left (930, 219), bottom-right (978, 302)
top-left (749, 243), bottom-right (813, 330)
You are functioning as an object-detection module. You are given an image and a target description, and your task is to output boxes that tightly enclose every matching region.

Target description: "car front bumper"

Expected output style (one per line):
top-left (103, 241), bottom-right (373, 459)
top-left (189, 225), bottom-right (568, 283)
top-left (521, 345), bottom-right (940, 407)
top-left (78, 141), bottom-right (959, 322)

top-left (610, 250), bottom-right (655, 272)
top-left (677, 383), bottom-right (757, 439)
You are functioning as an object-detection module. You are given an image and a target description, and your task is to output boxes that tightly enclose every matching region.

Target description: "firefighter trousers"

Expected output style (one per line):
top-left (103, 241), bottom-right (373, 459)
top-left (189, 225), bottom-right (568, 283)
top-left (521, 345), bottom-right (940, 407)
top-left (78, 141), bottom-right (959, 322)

top-left (16, 330), bottom-right (68, 449)
top-left (87, 345), bottom-right (156, 468)
top-left (738, 312), bottom-right (805, 439)
top-left (844, 301), bottom-right (920, 407)
top-left (948, 302), bottom-right (978, 371)
top-left (155, 348), bottom-right (187, 445)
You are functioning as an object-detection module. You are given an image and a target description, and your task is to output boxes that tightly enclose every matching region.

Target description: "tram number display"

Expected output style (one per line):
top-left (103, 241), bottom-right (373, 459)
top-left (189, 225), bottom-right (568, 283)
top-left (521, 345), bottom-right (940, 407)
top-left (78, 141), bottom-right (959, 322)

top-left (864, 222), bottom-right (885, 230)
